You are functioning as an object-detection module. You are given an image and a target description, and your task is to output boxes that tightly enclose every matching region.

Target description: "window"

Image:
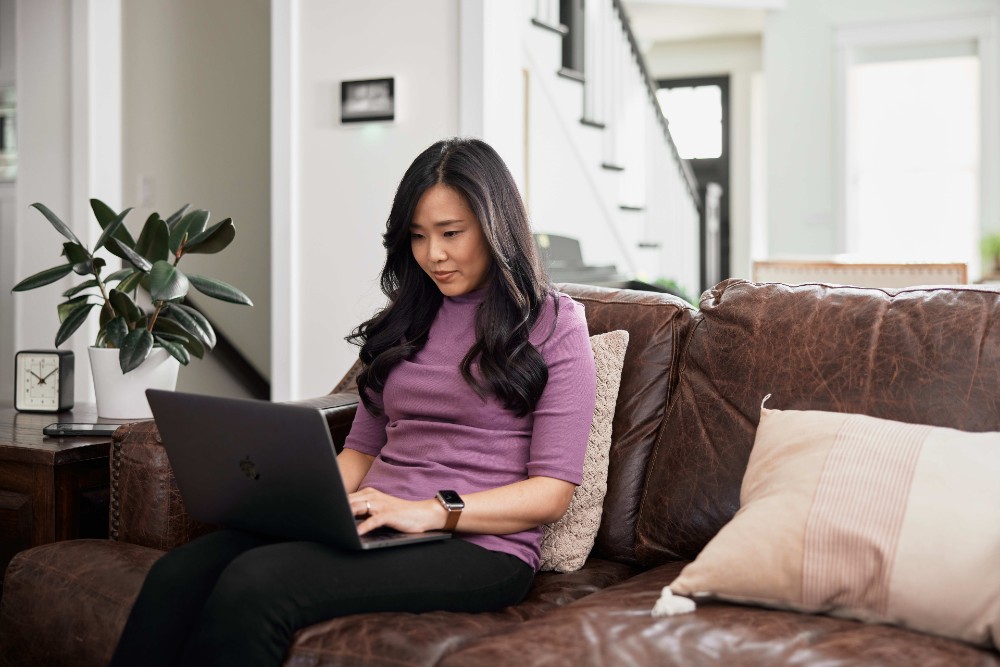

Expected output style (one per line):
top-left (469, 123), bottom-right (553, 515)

top-left (835, 15), bottom-right (997, 280)
top-left (655, 84), bottom-right (723, 160)
top-left (846, 54), bottom-right (979, 266)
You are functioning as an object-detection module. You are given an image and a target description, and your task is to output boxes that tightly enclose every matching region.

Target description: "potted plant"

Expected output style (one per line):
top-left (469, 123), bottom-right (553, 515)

top-left (981, 232), bottom-right (1000, 279)
top-left (12, 199), bottom-right (253, 418)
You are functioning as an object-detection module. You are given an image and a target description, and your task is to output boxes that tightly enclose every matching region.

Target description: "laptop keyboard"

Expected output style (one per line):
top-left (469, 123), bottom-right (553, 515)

top-left (363, 526), bottom-right (407, 542)
top-left (354, 520), bottom-right (405, 542)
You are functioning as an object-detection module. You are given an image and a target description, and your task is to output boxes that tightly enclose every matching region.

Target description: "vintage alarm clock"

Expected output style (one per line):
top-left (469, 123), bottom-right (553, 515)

top-left (14, 349), bottom-right (75, 412)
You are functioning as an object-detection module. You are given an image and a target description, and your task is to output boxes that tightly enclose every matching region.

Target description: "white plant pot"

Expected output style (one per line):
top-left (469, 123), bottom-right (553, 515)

top-left (89, 346), bottom-right (180, 419)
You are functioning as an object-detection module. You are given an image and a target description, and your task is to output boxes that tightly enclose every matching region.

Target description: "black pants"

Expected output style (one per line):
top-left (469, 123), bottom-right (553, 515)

top-left (109, 529), bottom-right (534, 667)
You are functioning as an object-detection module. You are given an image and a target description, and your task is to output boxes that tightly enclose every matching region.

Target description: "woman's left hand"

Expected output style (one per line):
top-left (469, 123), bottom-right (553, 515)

top-left (349, 488), bottom-right (445, 535)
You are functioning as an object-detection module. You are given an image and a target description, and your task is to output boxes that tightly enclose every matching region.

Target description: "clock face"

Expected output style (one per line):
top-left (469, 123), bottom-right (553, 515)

top-left (16, 353), bottom-right (62, 411)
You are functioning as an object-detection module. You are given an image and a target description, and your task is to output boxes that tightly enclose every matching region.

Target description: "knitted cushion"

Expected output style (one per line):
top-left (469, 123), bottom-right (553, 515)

top-left (539, 330), bottom-right (629, 572)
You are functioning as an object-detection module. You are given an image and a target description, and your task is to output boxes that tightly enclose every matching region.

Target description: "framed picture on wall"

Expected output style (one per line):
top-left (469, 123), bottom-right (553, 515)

top-left (340, 78), bottom-right (395, 123)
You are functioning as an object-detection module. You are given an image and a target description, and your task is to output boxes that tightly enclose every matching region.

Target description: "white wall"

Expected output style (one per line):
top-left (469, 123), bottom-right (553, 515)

top-left (644, 35), bottom-right (762, 280)
top-left (286, 0), bottom-right (461, 399)
top-left (765, 0), bottom-right (1000, 258)
top-left (122, 0), bottom-right (271, 396)
top-left (7, 0), bottom-right (78, 401)
top-left (0, 0), bottom-right (16, 403)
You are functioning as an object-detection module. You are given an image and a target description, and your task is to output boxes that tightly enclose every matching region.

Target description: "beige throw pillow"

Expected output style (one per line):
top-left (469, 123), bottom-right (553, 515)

top-left (539, 330), bottom-right (629, 572)
top-left (669, 406), bottom-right (1000, 650)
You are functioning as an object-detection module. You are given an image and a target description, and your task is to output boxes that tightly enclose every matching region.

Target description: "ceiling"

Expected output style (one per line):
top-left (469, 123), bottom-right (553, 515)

top-left (621, 1), bottom-right (774, 47)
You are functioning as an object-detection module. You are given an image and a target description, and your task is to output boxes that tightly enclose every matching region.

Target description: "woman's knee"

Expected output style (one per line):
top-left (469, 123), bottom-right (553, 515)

top-left (204, 550), bottom-right (292, 615)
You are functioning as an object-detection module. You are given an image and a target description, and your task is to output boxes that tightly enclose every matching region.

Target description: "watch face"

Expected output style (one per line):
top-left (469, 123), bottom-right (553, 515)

top-left (437, 489), bottom-right (464, 509)
top-left (15, 352), bottom-right (62, 411)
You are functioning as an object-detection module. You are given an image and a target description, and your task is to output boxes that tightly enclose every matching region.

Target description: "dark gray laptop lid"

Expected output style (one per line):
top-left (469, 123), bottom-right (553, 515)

top-left (145, 389), bottom-right (449, 550)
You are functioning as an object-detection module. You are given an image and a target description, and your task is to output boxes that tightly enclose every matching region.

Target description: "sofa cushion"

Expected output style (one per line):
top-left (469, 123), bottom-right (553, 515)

top-left (559, 283), bottom-right (694, 566)
top-left (284, 557), bottom-right (638, 667)
top-left (669, 405), bottom-right (1000, 650)
top-left (636, 279), bottom-right (1000, 565)
top-left (0, 542), bottom-right (637, 667)
top-left (0, 540), bottom-right (163, 667)
top-left (436, 562), bottom-right (1000, 667)
top-left (540, 330), bottom-right (629, 572)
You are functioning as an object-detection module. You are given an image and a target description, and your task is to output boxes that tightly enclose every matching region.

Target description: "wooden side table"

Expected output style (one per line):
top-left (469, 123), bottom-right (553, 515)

top-left (0, 404), bottom-right (127, 586)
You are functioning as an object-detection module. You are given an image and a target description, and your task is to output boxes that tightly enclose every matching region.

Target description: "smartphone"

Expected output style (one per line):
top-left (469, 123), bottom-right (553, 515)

top-left (43, 422), bottom-right (120, 437)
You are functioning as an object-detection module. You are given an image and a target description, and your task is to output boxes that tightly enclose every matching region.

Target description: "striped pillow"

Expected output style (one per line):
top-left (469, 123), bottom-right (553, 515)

top-left (668, 406), bottom-right (1000, 650)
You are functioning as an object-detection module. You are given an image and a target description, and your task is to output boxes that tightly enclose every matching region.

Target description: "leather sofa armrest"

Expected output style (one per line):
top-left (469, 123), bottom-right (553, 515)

top-left (282, 392), bottom-right (359, 453)
top-left (109, 419), bottom-right (215, 550)
top-left (110, 393), bottom-right (360, 550)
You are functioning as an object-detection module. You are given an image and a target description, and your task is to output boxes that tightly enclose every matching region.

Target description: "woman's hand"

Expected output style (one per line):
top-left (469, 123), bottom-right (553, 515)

top-left (349, 476), bottom-right (576, 537)
top-left (349, 488), bottom-right (446, 535)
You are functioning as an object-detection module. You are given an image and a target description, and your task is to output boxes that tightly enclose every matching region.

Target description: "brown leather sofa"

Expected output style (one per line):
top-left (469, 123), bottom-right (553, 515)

top-left (2, 279), bottom-right (999, 666)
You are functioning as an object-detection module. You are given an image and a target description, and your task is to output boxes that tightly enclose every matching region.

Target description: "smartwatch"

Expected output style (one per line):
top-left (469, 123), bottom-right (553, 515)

top-left (436, 489), bottom-right (465, 531)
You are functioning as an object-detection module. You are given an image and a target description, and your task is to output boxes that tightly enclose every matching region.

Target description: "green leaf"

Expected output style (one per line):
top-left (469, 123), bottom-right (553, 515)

top-left (117, 270), bottom-right (144, 294)
top-left (154, 334), bottom-right (191, 366)
top-left (72, 257), bottom-right (106, 276)
top-left (90, 198), bottom-right (117, 227)
top-left (119, 328), bottom-right (154, 373)
top-left (62, 279), bottom-right (99, 298)
top-left (112, 238), bottom-right (153, 272)
top-left (109, 289), bottom-right (145, 324)
top-left (104, 268), bottom-right (134, 283)
top-left (149, 261), bottom-right (190, 302)
top-left (151, 331), bottom-right (188, 342)
top-left (164, 203), bottom-right (190, 229)
top-left (102, 316), bottom-right (129, 348)
top-left (62, 242), bottom-right (90, 264)
top-left (91, 199), bottom-right (137, 260)
top-left (99, 303), bottom-right (113, 328)
top-left (182, 336), bottom-right (206, 359)
top-left (187, 274), bottom-right (253, 306)
top-left (94, 206), bottom-right (134, 255)
top-left (30, 203), bottom-right (82, 246)
top-left (168, 209), bottom-right (209, 254)
top-left (184, 218), bottom-right (235, 254)
top-left (153, 318), bottom-right (206, 359)
top-left (134, 213), bottom-right (170, 263)
top-left (54, 302), bottom-right (97, 346)
top-left (12, 263), bottom-right (75, 291)
top-left (165, 303), bottom-right (215, 349)
top-left (58, 295), bottom-right (92, 323)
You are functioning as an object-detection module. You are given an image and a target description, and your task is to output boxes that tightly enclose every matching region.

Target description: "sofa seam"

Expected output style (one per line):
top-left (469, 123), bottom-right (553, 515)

top-left (633, 312), bottom-right (704, 566)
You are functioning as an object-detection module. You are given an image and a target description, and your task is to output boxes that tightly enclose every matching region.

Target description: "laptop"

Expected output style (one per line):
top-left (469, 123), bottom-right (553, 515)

top-left (145, 389), bottom-right (451, 550)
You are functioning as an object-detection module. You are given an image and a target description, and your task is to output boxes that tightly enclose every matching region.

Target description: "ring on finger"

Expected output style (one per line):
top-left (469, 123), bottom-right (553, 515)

top-left (365, 500), bottom-right (371, 514)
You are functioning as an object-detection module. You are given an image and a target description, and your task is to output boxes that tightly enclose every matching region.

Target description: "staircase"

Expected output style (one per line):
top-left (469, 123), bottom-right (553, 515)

top-left (525, 0), bottom-right (702, 299)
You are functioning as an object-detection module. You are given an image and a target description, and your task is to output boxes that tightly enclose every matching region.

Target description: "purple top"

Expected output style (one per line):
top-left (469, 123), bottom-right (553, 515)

top-left (344, 289), bottom-right (596, 569)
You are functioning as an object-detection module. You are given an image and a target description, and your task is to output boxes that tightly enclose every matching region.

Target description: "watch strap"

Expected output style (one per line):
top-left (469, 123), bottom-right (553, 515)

top-left (442, 507), bottom-right (462, 531)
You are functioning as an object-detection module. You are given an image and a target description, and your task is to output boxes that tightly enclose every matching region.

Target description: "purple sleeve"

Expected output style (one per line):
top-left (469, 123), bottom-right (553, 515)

top-left (526, 295), bottom-right (596, 485)
top-left (343, 389), bottom-right (388, 457)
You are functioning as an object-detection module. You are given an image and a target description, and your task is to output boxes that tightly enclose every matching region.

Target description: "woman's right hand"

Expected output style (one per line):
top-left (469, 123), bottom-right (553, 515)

top-left (348, 488), bottom-right (448, 535)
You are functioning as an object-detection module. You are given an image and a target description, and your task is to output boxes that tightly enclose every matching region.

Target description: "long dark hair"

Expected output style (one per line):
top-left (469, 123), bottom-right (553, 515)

top-left (347, 137), bottom-right (554, 417)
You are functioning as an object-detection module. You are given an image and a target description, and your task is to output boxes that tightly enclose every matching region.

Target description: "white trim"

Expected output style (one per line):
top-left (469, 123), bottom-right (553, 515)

top-left (834, 13), bottom-right (999, 261)
top-left (69, 0), bottom-right (122, 402)
top-left (271, 0), bottom-right (299, 401)
top-left (835, 15), bottom-right (994, 49)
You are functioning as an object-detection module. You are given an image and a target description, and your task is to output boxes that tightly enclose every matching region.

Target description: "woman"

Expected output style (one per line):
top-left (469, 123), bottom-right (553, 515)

top-left (110, 137), bottom-right (596, 667)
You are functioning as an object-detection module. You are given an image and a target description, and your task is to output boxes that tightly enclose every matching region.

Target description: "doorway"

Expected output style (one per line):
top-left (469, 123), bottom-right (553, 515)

top-left (656, 75), bottom-right (731, 291)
